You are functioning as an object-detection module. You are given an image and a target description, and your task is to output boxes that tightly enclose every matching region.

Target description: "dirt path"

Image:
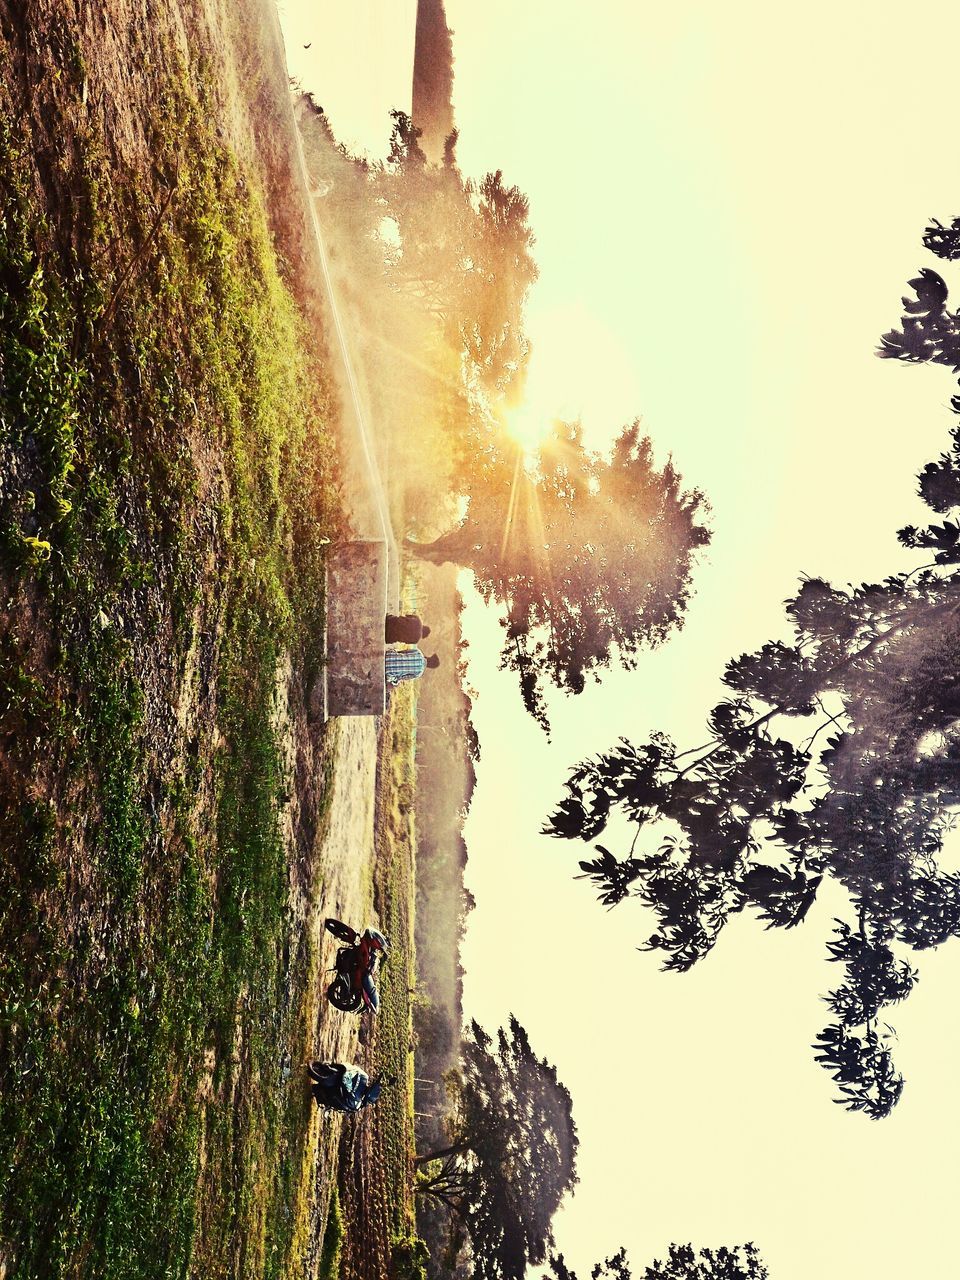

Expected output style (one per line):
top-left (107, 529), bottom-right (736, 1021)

top-left (295, 716), bottom-right (386, 1280)
top-left (311, 717), bottom-right (380, 1068)
top-left (238, 6), bottom-right (402, 1262)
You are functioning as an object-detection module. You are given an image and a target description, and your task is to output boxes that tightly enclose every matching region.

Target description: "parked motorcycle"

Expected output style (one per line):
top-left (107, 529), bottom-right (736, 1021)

top-left (307, 1061), bottom-right (382, 1113)
top-left (323, 917), bottom-right (390, 1013)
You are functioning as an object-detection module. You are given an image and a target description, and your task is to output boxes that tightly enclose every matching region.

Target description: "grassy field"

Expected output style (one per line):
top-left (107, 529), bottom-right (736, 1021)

top-left (0, 13), bottom-right (344, 1279)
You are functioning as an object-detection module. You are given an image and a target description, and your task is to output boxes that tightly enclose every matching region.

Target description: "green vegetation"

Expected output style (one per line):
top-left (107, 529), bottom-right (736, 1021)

top-left (414, 1018), bottom-right (577, 1280)
top-left (545, 1242), bottom-right (769, 1280)
top-left (0, 29), bottom-right (338, 1280)
top-left (391, 1231), bottom-right (430, 1280)
top-left (318, 1186), bottom-right (345, 1280)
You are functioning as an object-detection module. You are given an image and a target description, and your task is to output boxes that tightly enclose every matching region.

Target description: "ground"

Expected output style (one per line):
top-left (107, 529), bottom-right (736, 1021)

top-left (333, 689), bottom-right (418, 1280)
top-left (0, 2), bottom-right (414, 1278)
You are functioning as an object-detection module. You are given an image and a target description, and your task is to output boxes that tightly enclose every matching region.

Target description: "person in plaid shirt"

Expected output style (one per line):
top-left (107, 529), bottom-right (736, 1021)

top-left (384, 647), bottom-right (440, 686)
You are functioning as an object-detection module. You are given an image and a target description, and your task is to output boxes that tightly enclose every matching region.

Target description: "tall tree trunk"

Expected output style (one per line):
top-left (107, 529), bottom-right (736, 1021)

top-left (403, 529), bottom-right (473, 567)
top-left (412, 1139), bottom-right (472, 1167)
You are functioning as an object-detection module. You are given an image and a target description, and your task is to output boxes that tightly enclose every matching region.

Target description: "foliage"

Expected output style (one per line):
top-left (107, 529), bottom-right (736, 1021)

top-left (391, 1231), bottom-right (431, 1280)
top-left (545, 214), bottom-right (960, 1117)
top-left (412, 420), bottom-right (709, 730)
top-left (298, 104), bottom-right (710, 727)
top-left (376, 112), bottom-right (538, 395)
top-left (318, 1188), bottom-right (345, 1280)
top-left (294, 102), bottom-right (538, 542)
top-left (544, 1242), bottom-right (768, 1280)
top-left (415, 1017), bottom-right (578, 1280)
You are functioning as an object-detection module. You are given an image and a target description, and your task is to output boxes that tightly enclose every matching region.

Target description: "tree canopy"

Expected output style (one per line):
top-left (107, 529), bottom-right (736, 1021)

top-left (545, 216), bottom-right (960, 1117)
top-left (415, 1016), bottom-right (579, 1280)
top-left (545, 1242), bottom-right (768, 1280)
top-left (410, 419), bottom-right (710, 730)
top-left (375, 112), bottom-right (538, 395)
top-left (298, 106), bottom-right (710, 727)
top-left (375, 114), bottom-right (710, 730)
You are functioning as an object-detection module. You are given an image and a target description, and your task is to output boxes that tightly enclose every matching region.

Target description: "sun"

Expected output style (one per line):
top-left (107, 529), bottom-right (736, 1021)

top-left (505, 405), bottom-right (551, 455)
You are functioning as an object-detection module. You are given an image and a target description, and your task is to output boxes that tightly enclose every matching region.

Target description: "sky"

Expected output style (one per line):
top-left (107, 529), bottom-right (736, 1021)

top-left (276, 3), bottom-right (960, 1275)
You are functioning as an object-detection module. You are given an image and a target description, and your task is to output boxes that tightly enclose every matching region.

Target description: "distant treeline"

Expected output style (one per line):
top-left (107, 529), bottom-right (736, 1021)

top-left (409, 565), bottom-right (477, 1279)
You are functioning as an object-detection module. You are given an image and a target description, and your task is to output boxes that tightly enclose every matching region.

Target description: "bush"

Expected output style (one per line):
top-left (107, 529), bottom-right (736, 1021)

top-left (391, 1231), bottom-right (430, 1280)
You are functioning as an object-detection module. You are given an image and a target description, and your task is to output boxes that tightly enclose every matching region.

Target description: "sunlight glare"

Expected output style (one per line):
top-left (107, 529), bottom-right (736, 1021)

top-left (505, 404), bottom-right (552, 455)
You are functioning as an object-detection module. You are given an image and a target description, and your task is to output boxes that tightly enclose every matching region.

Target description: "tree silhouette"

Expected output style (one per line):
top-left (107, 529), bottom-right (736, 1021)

top-left (415, 1017), bottom-right (579, 1280)
top-left (544, 1242), bottom-right (768, 1279)
top-left (410, 419), bottom-right (709, 730)
top-left (545, 216), bottom-right (960, 1115)
top-left (412, 0), bottom-right (456, 165)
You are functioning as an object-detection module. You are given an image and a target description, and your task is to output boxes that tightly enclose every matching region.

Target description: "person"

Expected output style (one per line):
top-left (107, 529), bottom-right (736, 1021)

top-left (307, 1061), bottom-right (383, 1112)
top-left (385, 613), bottom-right (431, 644)
top-left (357, 926), bottom-right (389, 1013)
top-left (384, 647), bottom-right (440, 687)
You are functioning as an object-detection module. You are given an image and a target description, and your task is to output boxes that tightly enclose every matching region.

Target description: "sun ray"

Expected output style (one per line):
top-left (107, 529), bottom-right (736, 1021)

top-left (360, 321), bottom-right (467, 395)
top-left (525, 473), bottom-right (556, 595)
top-left (499, 447), bottom-right (524, 563)
top-left (505, 403), bottom-right (551, 456)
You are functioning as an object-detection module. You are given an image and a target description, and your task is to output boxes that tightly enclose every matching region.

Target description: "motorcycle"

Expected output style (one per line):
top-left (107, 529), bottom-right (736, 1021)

top-left (324, 918), bottom-right (390, 1013)
top-left (307, 1060), bottom-right (383, 1113)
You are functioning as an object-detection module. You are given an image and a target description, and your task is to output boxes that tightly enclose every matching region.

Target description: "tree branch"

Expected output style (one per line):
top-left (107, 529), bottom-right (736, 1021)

top-left (669, 598), bottom-right (960, 783)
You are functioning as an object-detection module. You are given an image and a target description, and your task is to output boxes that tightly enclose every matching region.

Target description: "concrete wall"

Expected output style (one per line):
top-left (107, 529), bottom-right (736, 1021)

top-left (325, 540), bottom-right (387, 717)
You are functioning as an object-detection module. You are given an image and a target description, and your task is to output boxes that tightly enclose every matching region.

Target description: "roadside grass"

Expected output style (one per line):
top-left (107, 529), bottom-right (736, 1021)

top-left (0, 33), bottom-right (339, 1280)
top-left (317, 1185), bottom-right (345, 1280)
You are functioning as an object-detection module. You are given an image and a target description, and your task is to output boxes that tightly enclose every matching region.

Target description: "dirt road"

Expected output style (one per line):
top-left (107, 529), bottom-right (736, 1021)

top-left (298, 717), bottom-right (383, 1280)
top-left (249, 7), bottom-right (404, 1261)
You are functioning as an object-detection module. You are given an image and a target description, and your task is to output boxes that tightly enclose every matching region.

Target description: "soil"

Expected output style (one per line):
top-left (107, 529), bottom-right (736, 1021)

top-left (0, 0), bottom-right (393, 1272)
top-left (303, 718), bottom-right (382, 1280)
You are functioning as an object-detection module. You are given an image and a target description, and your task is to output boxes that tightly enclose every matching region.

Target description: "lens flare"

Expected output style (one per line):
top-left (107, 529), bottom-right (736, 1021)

top-left (505, 405), bottom-right (551, 454)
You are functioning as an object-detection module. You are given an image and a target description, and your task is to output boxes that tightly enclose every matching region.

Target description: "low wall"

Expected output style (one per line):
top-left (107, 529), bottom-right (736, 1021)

top-left (324, 540), bottom-right (387, 717)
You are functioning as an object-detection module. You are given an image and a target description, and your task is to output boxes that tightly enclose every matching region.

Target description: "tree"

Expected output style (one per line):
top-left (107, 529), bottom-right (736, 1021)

top-left (410, 419), bottom-right (710, 730)
top-left (302, 106), bottom-right (709, 730)
top-left (544, 1242), bottom-right (768, 1280)
top-left (375, 113), bottom-right (538, 394)
top-left (545, 216), bottom-right (960, 1117)
top-left (415, 1016), bottom-right (579, 1280)
top-left (412, 0), bottom-right (456, 165)
top-left (546, 1249), bottom-right (632, 1280)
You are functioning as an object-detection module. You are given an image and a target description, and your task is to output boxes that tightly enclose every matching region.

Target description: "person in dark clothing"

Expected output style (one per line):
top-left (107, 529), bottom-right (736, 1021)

top-left (307, 1061), bottom-right (383, 1112)
top-left (385, 613), bottom-right (431, 645)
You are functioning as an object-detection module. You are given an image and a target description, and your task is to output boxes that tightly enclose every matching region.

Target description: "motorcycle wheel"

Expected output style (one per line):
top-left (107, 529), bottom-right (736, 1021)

top-left (324, 917), bottom-right (359, 944)
top-left (327, 975), bottom-right (363, 1013)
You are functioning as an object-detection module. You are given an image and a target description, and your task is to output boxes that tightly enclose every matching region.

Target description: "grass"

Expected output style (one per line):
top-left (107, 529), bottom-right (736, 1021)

top-left (317, 1185), bottom-right (345, 1280)
top-left (0, 25), bottom-right (340, 1280)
